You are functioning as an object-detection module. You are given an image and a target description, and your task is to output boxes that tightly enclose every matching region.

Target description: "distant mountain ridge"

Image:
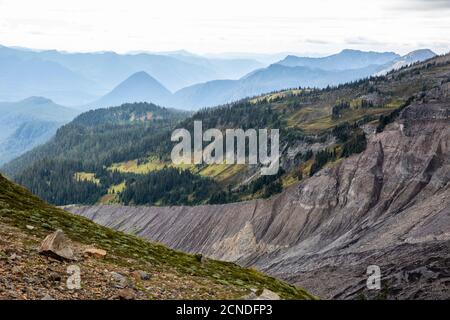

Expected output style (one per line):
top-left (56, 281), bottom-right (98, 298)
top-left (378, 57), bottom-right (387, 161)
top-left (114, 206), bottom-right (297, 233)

top-left (0, 44), bottom-right (438, 111)
top-left (87, 49), bottom-right (437, 110)
top-left (0, 97), bottom-right (79, 165)
top-left (165, 49), bottom-right (436, 109)
top-left (374, 49), bottom-right (437, 75)
top-left (0, 45), bottom-right (265, 105)
top-left (0, 50), bottom-right (102, 105)
top-left (165, 50), bottom-right (435, 109)
top-left (277, 49), bottom-right (400, 70)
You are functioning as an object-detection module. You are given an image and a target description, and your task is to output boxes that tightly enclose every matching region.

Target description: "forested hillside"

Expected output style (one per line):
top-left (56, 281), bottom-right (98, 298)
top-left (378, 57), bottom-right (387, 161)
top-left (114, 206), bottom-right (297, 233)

top-left (3, 54), bottom-right (449, 207)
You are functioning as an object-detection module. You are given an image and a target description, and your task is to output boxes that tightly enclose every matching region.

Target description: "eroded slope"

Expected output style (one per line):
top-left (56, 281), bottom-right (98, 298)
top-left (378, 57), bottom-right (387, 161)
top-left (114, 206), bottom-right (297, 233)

top-left (68, 100), bottom-right (450, 299)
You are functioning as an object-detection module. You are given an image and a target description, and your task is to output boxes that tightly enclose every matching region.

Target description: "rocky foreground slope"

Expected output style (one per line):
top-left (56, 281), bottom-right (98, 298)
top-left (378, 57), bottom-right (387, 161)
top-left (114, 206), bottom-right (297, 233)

top-left (0, 173), bottom-right (314, 300)
top-left (67, 98), bottom-right (450, 299)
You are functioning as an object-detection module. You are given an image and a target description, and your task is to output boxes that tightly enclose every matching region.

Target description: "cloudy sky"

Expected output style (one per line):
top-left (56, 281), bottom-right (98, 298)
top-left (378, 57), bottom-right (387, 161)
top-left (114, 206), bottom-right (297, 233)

top-left (0, 0), bottom-right (449, 55)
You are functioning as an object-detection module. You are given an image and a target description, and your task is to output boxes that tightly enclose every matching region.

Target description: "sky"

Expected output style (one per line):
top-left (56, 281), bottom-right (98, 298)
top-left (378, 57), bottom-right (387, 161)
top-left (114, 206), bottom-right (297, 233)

top-left (0, 0), bottom-right (449, 56)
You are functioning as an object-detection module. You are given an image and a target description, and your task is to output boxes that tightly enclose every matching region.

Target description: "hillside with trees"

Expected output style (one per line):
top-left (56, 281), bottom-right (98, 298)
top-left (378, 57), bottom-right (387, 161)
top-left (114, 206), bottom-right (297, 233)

top-left (3, 54), bottom-right (449, 207)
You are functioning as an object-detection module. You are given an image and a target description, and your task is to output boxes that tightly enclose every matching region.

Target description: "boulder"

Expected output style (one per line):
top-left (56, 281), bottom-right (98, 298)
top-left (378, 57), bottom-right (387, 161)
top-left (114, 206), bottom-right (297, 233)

top-left (130, 270), bottom-right (151, 281)
top-left (38, 229), bottom-right (74, 261)
top-left (41, 294), bottom-right (55, 300)
top-left (254, 289), bottom-right (280, 300)
top-left (242, 288), bottom-right (280, 300)
top-left (48, 273), bottom-right (62, 282)
top-left (83, 248), bottom-right (107, 259)
top-left (117, 288), bottom-right (136, 300)
top-left (110, 271), bottom-right (128, 288)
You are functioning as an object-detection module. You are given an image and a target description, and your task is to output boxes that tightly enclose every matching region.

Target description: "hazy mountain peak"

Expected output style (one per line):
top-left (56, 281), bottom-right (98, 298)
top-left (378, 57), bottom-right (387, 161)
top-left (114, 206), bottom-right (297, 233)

top-left (125, 70), bottom-right (156, 82)
top-left (403, 49), bottom-right (436, 60)
top-left (20, 96), bottom-right (54, 105)
top-left (131, 70), bottom-right (150, 77)
top-left (90, 71), bottom-right (172, 109)
top-left (373, 48), bottom-right (437, 76)
top-left (339, 48), bottom-right (361, 54)
top-left (114, 71), bottom-right (170, 91)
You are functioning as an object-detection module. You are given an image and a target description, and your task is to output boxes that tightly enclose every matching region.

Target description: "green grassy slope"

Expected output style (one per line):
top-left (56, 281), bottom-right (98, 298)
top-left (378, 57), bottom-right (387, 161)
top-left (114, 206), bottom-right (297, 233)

top-left (0, 173), bottom-right (314, 300)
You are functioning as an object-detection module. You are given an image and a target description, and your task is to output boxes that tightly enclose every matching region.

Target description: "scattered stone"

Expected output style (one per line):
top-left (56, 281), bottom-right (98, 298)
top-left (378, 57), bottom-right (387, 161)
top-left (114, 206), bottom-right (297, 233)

top-left (26, 225), bottom-right (35, 230)
top-left (48, 273), bottom-right (62, 282)
top-left (242, 292), bottom-right (258, 300)
top-left (117, 288), bottom-right (136, 300)
top-left (11, 266), bottom-right (21, 274)
top-left (130, 270), bottom-right (151, 281)
top-left (110, 271), bottom-right (128, 288)
top-left (38, 229), bottom-right (74, 261)
top-left (41, 294), bottom-right (55, 300)
top-left (242, 288), bottom-right (280, 300)
top-left (83, 247), bottom-right (107, 259)
top-left (255, 289), bottom-right (280, 300)
top-left (200, 256), bottom-right (210, 264)
top-left (8, 253), bottom-right (18, 261)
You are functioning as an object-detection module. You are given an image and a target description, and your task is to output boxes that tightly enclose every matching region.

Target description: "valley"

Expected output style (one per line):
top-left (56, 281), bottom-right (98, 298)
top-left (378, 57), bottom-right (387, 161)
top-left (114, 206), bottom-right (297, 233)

top-left (66, 96), bottom-right (450, 299)
top-left (2, 52), bottom-right (448, 300)
top-left (60, 55), bottom-right (446, 299)
top-left (1, 0), bottom-right (449, 304)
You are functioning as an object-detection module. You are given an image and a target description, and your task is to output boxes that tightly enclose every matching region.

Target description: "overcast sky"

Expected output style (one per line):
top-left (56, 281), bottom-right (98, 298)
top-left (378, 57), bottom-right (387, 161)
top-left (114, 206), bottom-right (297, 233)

top-left (0, 0), bottom-right (449, 55)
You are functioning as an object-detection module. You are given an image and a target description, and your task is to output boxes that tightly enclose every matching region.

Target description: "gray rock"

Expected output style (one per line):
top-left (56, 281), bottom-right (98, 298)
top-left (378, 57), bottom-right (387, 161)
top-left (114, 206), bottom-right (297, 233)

top-left (39, 229), bottom-right (74, 261)
top-left (242, 289), bottom-right (280, 300)
top-left (116, 288), bottom-right (136, 300)
top-left (130, 270), bottom-right (151, 281)
top-left (41, 294), bottom-right (55, 300)
top-left (11, 266), bottom-right (21, 274)
top-left (254, 289), bottom-right (280, 300)
top-left (8, 253), bottom-right (18, 261)
top-left (48, 273), bottom-right (62, 282)
top-left (110, 271), bottom-right (128, 288)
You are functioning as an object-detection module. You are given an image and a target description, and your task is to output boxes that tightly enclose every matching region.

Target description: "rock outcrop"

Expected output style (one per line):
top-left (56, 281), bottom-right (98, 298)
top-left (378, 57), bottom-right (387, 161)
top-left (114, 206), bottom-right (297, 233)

top-left (38, 229), bottom-right (74, 261)
top-left (66, 101), bottom-right (450, 299)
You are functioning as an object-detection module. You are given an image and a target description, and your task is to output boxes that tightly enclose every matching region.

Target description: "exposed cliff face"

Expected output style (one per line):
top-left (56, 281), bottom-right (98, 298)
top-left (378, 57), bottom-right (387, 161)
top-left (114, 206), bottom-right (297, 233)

top-left (66, 101), bottom-right (450, 299)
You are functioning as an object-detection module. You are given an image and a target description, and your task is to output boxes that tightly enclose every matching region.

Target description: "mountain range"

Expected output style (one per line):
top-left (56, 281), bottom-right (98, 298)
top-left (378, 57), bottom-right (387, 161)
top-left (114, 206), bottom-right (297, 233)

top-left (86, 49), bottom-right (437, 110)
top-left (0, 45), bottom-right (264, 106)
top-left (0, 44), bottom-right (437, 109)
top-left (5, 52), bottom-right (448, 209)
top-left (277, 49), bottom-right (400, 69)
top-left (0, 46), bottom-right (438, 165)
